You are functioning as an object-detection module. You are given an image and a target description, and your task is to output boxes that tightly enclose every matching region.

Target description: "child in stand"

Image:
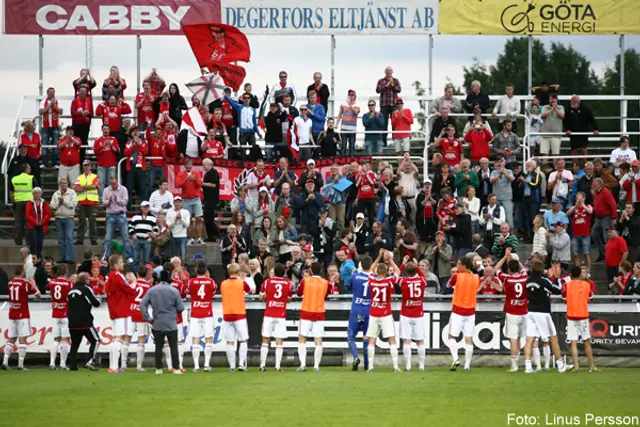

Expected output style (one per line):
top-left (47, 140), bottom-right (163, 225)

top-left (327, 264), bottom-right (341, 295)
top-left (88, 264), bottom-right (106, 296)
top-left (527, 104), bottom-right (543, 157)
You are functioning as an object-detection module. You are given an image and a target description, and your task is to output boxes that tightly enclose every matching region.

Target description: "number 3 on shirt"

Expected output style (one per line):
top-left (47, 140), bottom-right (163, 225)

top-left (273, 284), bottom-right (282, 299)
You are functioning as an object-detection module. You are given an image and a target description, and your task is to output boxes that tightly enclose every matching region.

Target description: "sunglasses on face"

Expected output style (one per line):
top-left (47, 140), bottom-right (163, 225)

top-left (368, 104), bottom-right (375, 107)
top-left (279, 75), bottom-right (287, 79)
top-left (396, 102), bottom-right (403, 105)
top-left (300, 109), bottom-right (307, 112)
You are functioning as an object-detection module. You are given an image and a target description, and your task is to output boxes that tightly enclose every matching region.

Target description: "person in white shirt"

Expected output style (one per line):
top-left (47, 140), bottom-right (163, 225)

top-left (609, 135), bottom-right (637, 177)
top-left (21, 247), bottom-right (36, 282)
top-left (245, 159), bottom-right (273, 201)
top-left (396, 153), bottom-right (420, 216)
top-left (492, 84), bottom-right (521, 133)
top-left (547, 159), bottom-right (574, 211)
top-left (149, 180), bottom-right (174, 216)
top-left (269, 71), bottom-right (297, 106)
top-left (166, 196), bottom-right (191, 261)
top-left (293, 106), bottom-right (314, 161)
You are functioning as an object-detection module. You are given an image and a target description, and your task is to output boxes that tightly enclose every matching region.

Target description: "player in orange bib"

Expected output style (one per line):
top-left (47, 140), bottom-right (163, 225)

top-left (220, 263), bottom-right (253, 372)
top-left (564, 266), bottom-right (598, 373)
top-left (296, 262), bottom-right (330, 372)
top-left (448, 256), bottom-right (482, 372)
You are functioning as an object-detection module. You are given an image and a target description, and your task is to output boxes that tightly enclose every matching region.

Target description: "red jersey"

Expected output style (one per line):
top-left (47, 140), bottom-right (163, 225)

top-left (440, 138), bottom-right (464, 166)
top-left (20, 132), bottom-right (42, 160)
top-left (437, 198), bottom-right (457, 230)
top-left (130, 279), bottom-right (152, 323)
top-left (57, 135), bottom-right (82, 166)
top-left (189, 277), bottom-right (217, 318)
top-left (8, 278), bottom-right (38, 320)
top-left (221, 100), bottom-right (235, 127)
top-left (164, 131), bottom-right (179, 159)
top-left (171, 279), bottom-right (188, 324)
top-left (146, 127), bottom-right (166, 167)
top-left (88, 275), bottom-right (105, 296)
top-left (202, 139), bottom-right (225, 159)
top-left (135, 92), bottom-right (157, 124)
top-left (497, 270), bottom-right (529, 315)
top-left (356, 171), bottom-right (377, 200)
top-left (368, 275), bottom-right (396, 318)
top-left (175, 170), bottom-right (203, 199)
top-left (105, 270), bottom-right (137, 320)
top-left (70, 95), bottom-right (93, 125)
top-left (48, 278), bottom-right (73, 318)
top-left (93, 136), bottom-right (119, 167)
top-left (96, 102), bottom-right (132, 132)
top-left (260, 277), bottom-right (294, 319)
top-left (123, 139), bottom-right (149, 172)
top-left (399, 275), bottom-right (426, 318)
top-left (479, 276), bottom-right (501, 295)
top-left (570, 205), bottom-right (592, 237)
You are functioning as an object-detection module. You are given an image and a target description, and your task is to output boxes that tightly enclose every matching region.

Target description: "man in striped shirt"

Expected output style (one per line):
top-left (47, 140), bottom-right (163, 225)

top-left (129, 201), bottom-right (158, 272)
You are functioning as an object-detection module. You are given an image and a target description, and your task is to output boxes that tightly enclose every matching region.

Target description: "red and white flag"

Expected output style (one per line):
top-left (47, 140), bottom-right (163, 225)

top-left (181, 107), bottom-right (208, 136)
top-left (286, 121), bottom-right (300, 161)
top-left (185, 72), bottom-right (226, 106)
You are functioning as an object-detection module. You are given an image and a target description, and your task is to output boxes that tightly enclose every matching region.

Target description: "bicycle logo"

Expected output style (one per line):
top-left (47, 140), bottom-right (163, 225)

top-left (500, 1), bottom-right (537, 34)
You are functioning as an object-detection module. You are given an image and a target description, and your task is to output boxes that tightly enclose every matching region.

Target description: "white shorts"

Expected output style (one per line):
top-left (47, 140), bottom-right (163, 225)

top-left (505, 313), bottom-right (527, 339)
top-left (540, 137), bottom-right (561, 155)
top-left (262, 317), bottom-right (288, 339)
top-left (366, 315), bottom-right (395, 339)
top-left (8, 319), bottom-right (31, 339)
top-left (134, 322), bottom-right (150, 337)
top-left (177, 323), bottom-right (185, 342)
top-left (449, 313), bottom-right (476, 338)
top-left (526, 312), bottom-right (557, 342)
top-left (567, 319), bottom-right (591, 341)
top-left (223, 319), bottom-right (249, 342)
top-left (111, 317), bottom-right (134, 337)
top-left (190, 317), bottom-right (215, 339)
top-left (298, 319), bottom-right (325, 339)
top-left (399, 315), bottom-right (425, 341)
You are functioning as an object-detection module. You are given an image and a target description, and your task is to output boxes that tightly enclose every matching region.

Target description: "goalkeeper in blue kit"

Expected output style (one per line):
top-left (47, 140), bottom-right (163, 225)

top-left (346, 255), bottom-right (374, 371)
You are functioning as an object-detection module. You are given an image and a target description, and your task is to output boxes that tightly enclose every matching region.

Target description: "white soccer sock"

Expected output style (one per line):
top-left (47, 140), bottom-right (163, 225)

top-left (260, 344), bottom-right (269, 368)
top-left (525, 359), bottom-right (533, 371)
top-left (120, 343), bottom-right (129, 369)
top-left (59, 342), bottom-right (69, 368)
top-left (368, 344), bottom-right (376, 369)
top-left (275, 345), bottom-right (283, 370)
top-left (178, 344), bottom-right (184, 370)
top-left (239, 342), bottom-right (248, 368)
top-left (192, 345), bottom-right (201, 370)
top-left (464, 344), bottom-right (473, 370)
top-left (448, 338), bottom-right (458, 362)
top-left (511, 356), bottom-right (519, 370)
top-left (557, 358), bottom-right (565, 371)
top-left (50, 341), bottom-right (60, 367)
top-left (313, 345), bottom-right (323, 370)
top-left (403, 344), bottom-right (412, 370)
top-left (389, 344), bottom-right (399, 370)
top-left (298, 343), bottom-right (307, 368)
top-left (533, 347), bottom-right (541, 369)
top-left (137, 344), bottom-right (145, 370)
top-left (543, 346), bottom-right (551, 369)
top-left (164, 345), bottom-right (172, 369)
top-left (18, 344), bottom-right (27, 368)
top-left (110, 341), bottom-right (121, 371)
top-left (3, 344), bottom-right (12, 366)
top-left (418, 344), bottom-right (426, 370)
top-left (226, 344), bottom-right (236, 369)
top-left (204, 343), bottom-right (213, 368)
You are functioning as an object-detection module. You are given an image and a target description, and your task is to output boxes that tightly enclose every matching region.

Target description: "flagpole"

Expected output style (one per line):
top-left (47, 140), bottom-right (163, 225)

top-left (330, 35), bottom-right (336, 119)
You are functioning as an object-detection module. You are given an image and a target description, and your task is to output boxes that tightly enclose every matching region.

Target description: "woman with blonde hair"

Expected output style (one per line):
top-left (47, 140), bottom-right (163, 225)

top-left (102, 65), bottom-right (127, 100)
top-left (263, 256), bottom-right (276, 279)
top-left (248, 258), bottom-right (264, 289)
top-left (532, 214), bottom-right (548, 259)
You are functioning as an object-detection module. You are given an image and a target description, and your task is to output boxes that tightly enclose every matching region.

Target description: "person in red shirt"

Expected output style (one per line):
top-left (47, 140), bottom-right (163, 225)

top-left (161, 117), bottom-right (180, 161)
top-left (142, 68), bottom-right (165, 97)
top-left (188, 262), bottom-right (217, 372)
top-left (88, 263), bottom-right (105, 296)
top-left (130, 265), bottom-right (153, 372)
top-left (47, 263), bottom-right (73, 370)
top-left (72, 68), bottom-right (97, 97)
top-left (435, 125), bottom-right (465, 167)
top-left (2, 265), bottom-right (41, 370)
top-left (25, 187), bottom-right (51, 257)
top-left (479, 265), bottom-right (502, 295)
top-left (154, 91), bottom-right (171, 129)
top-left (175, 158), bottom-right (204, 245)
top-left (579, 265), bottom-right (597, 296)
top-left (96, 94), bottom-right (133, 136)
top-left (259, 263), bottom-right (293, 371)
top-left (136, 81), bottom-right (157, 134)
top-left (145, 119), bottom-right (167, 189)
top-left (57, 126), bottom-right (82, 187)
top-left (124, 128), bottom-right (149, 208)
top-left (390, 98), bottom-right (413, 154)
top-left (201, 127), bottom-right (226, 160)
top-left (19, 121), bottom-right (42, 163)
top-left (355, 160), bottom-right (378, 226)
top-left (94, 124), bottom-right (120, 199)
top-left (566, 191), bottom-right (593, 270)
top-left (398, 262), bottom-right (427, 371)
top-left (605, 228), bottom-right (629, 284)
top-left (591, 178), bottom-right (618, 262)
top-left (39, 87), bottom-right (63, 167)
top-left (105, 254), bottom-right (137, 373)
top-left (610, 260), bottom-right (632, 295)
top-left (437, 188), bottom-right (457, 231)
top-left (464, 121), bottom-right (493, 164)
top-left (169, 258), bottom-right (189, 372)
top-left (70, 86), bottom-right (93, 163)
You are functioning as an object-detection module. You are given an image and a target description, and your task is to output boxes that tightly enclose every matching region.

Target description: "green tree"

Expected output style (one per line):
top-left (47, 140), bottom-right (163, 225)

top-left (413, 80), bottom-right (427, 132)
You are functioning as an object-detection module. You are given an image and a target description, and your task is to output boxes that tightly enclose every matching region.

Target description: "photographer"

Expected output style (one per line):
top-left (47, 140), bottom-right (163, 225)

top-left (616, 202), bottom-right (640, 264)
top-left (67, 272), bottom-right (101, 371)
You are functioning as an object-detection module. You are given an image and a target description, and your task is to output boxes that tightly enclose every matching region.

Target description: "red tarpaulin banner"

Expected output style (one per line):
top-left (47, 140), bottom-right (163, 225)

top-left (182, 23), bottom-right (251, 66)
top-left (3, 0), bottom-right (221, 35)
top-left (165, 157), bottom-right (370, 201)
top-left (204, 60), bottom-right (247, 92)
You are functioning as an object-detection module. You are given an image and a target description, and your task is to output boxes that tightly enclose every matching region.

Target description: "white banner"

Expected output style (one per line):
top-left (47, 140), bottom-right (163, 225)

top-left (221, 0), bottom-right (439, 35)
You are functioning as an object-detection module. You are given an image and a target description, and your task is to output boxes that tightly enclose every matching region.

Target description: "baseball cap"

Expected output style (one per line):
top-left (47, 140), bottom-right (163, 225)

top-left (632, 160), bottom-right (640, 167)
top-left (145, 263), bottom-right (154, 269)
top-left (305, 179), bottom-right (315, 185)
top-left (191, 253), bottom-right (205, 261)
top-left (307, 159), bottom-right (315, 165)
top-left (424, 178), bottom-right (432, 184)
top-left (356, 212), bottom-right (365, 219)
top-left (91, 263), bottom-right (101, 270)
top-left (302, 244), bottom-right (313, 252)
top-left (83, 159), bottom-right (92, 166)
top-left (140, 201), bottom-right (150, 207)
top-left (259, 186), bottom-right (269, 193)
top-left (174, 196), bottom-right (183, 201)
top-left (348, 89), bottom-right (356, 95)
top-left (551, 198), bottom-right (562, 204)
top-left (551, 258), bottom-right (561, 263)
top-left (395, 97), bottom-right (404, 104)
top-left (319, 207), bottom-right (328, 213)
top-left (435, 230), bottom-right (444, 237)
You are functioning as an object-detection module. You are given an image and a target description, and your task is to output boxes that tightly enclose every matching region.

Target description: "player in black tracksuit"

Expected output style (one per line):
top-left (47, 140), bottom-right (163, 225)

top-left (523, 261), bottom-right (565, 374)
top-left (67, 274), bottom-right (101, 371)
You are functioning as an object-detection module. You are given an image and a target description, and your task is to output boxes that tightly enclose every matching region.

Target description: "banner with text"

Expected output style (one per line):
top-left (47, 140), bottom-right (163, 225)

top-left (439, 0), bottom-right (640, 35)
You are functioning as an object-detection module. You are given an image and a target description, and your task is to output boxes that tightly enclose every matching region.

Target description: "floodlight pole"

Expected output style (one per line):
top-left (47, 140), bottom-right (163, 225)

top-left (38, 35), bottom-right (43, 99)
top-left (330, 34), bottom-right (336, 118)
top-left (428, 34), bottom-right (433, 96)
top-left (136, 35), bottom-right (142, 94)
top-left (620, 34), bottom-right (627, 134)
top-left (527, 35), bottom-right (533, 93)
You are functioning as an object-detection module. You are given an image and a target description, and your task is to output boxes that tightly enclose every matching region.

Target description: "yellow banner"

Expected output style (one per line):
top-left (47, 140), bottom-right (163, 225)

top-left (439, 0), bottom-right (640, 35)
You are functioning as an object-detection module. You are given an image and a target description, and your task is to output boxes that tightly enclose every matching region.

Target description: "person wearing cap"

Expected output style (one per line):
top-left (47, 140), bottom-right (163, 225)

top-left (166, 196), bottom-right (191, 261)
top-left (102, 175), bottom-right (133, 263)
top-left (247, 186), bottom-right (275, 229)
top-left (547, 221), bottom-right (570, 270)
top-left (390, 97), bottom-right (413, 154)
top-left (296, 179), bottom-right (325, 235)
top-left (73, 159), bottom-right (100, 246)
top-left (57, 125), bottom-right (83, 187)
top-left (375, 66), bottom-right (402, 147)
top-left (25, 187), bottom-right (51, 257)
top-left (591, 177), bottom-right (618, 262)
top-left (490, 120), bottom-right (520, 164)
top-left (296, 159), bottom-right (322, 191)
top-left (175, 158), bottom-right (204, 246)
top-left (335, 90), bottom-right (360, 156)
top-left (129, 201), bottom-right (158, 272)
top-left (489, 156), bottom-right (515, 228)
top-left (10, 163), bottom-right (38, 246)
top-left (543, 197), bottom-right (570, 231)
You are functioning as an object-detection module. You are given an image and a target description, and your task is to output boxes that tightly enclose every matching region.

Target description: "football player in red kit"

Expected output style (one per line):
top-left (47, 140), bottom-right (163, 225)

top-left (47, 263), bottom-right (73, 370)
top-left (188, 262), bottom-right (217, 372)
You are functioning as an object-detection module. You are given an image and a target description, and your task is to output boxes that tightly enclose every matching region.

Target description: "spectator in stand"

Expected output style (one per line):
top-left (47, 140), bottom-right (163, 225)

top-left (142, 68), bottom-right (166, 98)
top-left (57, 126), bottom-right (82, 186)
top-left (247, 187), bottom-right (275, 230)
top-left (464, 81), bottom-right (491, 114)
top-left (446, 204), bottom-right (472, 257)
top-left (563, 96), bottom-right (599, 156)
top-left (323, 164), bottom-right (347, 230)
top-left (355, 160), bottom-right (378, 226)
top-left (591, 178), bottom-right (618, 263)
top-left (69, 87), bottom-right (93, 164)
top-left (277, 93), bottom-right (299, 145)
top-left (611, 261), bottom-right (632, 295)
top-left (491, 121), bottom-right (521, 164)
top-left (532, 215), bottom-right (548, 261)
top-left (245, 159), bottom-right (272, 202)
top-left (270, 215), bottom-right (298, 263)
top-left (424, 231), bottom-right (453, 291)
top-left (73, 68), bottom-right (97, 97)
top-left (390, 98), bottom-right (413, 154)
top-left (492, 84), bottom-right (521, 133)
top-left (102, 176), bottom-right (132, 263)
top-left (192, 96), bottom-right (210, 126)
top-left (73, 160), bottom-right (99, 246)
top-left (209, 88), bottom-right (237, 146)
top-left (174, 158), bottom-right (204, 246)
top-left (274, 183), bottom-right (294, 225)
top-left (548, 222), bottom-right (571, 270)
top-left (490, 157), bottom-right (515, 228)
top-left (271, 157), bottom-right (297, 197)
top-left (226, 93), bottom-right (261, 155)
top-left (547, 159), bottom-right (574, 210)
top-left (152, 215), bottom-right (172, 263)
top-left (142, 122), bottom-right (167, 190)
top-left (123, 128), bottom-right (149, 208)
top-left (540, 94), bottom-right (565, 162)
top-left (25, 187), bottom-right (50, 257)
top-left (363, 220), bottom-right (390, 260)
top-left (577, 161), bottom-right (596, 205)
top-left (220, 224), bottom-right (248, 266)
top-left (307, 72), bottom-right (330, 113)
top-left (39, 88), bottom-right (62, 168)
top-left (455, 159), bottom-right (479, 202)
top-left (429, 106), bottom-right (457, 143)
top-left (619, 161), bottom-right (640, 209)
top-left (202, 158), bottom-right (220, 242)
top-left (609, 135), bottom-right (637, 177)
top-left (264, 103), bottom-right (288, 160)
top-left (462, 186), bottom-right (481, 235)
top-left (136, 81), bottom-right (157, 134)
top-left (543, 198), bottom-right (570, 230)
top-left (475, 157), bottom-right (493, 207)
top-left (624, 263), bottom-right (640, 296)
top-left (297, 180), bottom-right (325, 235)
top-left (8, 138), bottom-right (39, 200)
top-left (362, 100), bottom-right (384, 155)
top-left (416, 178), bottom-right (437, 242)
top-left (335, 90), bottom-right (360, 157)
top-left (252, 217), bottom-right (273, 254)
top-left (531, 81), bottom-right (559, 107)
top-left (605, 228), bottom-right (628, 284)
top-left (305, 90), bottom-right (326, 142)
top-left (464, 120), bottom-right (492, 166)
top-left (594, 159), bottom-right (620, 199)
top-left (50, 178), bottom-right (77, 263)
top-left (434, 125), bottom-right (464, 168)
top-left (166, 196), bottom-right (190, 260)
top-left (18, 121), bottom-right (42, 178)
top-left (511, 162), bottom-right (526, 237)
top-left (432, 164), bottom-right (454, 200)
top-left (527, 104), bottom-right (543, 155)
top-left (375, 66), bottom-right (402, 147)
top-left (431, 84), bottom-right (463, 116)
top-left (352, 213), bottom-right (370, 256)
top-left (93, 124), bottom-right (119, 199)
top-left (97, 94), bottom-right (133, 141)
top-left (166, 84), bottom-right (188, 129)
top-left (492, 223), bottom-right (518, 259)
top-left (149, 180), bottom-right (174, 217)
top-left (396, 155), bottom-right (420, 215)
top-left (616, 202), bottom-right (640, 264)
top-left (101, 65), bottom-right (127, 100)
top-left (269, 70), bottom-right (297, 106)
top-left (292, 105), bottom-right (315, 161)
top-left (129, 201), bottom-right (158, 272)
top-left (522, 159), bottom-right (542, 242)
top-left (479, 194), bottom-right (505, 249)
top-left (318, 118), bottom-right (341, 158)
top-left (316, 208), bottom-right (336, 269)
top-left (298, 159), bottom-right (324, 194)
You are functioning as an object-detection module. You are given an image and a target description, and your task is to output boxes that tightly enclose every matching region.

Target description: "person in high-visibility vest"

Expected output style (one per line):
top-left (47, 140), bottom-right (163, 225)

top-left (564, 266), bottom-right (599, 373)
top-left (73, 160), bottom-right (99, 245)
top-left (296, 262), bottom-right (330, 372)
top-left (220, 263), bottom-right (253, 371)
top-left (11, 163), bottom-right (37, 246)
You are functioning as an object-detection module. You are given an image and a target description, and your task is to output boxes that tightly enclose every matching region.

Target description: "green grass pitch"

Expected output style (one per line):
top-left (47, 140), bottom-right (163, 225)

top-left (1, 367), bottom-right (638, 427)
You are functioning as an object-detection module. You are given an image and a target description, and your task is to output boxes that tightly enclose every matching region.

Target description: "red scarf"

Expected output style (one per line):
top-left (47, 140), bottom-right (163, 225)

top-left (43, 98), bottom-right (59, 128)
top-left (32, 199), bottom-right (44, 225)
top-left (423, 192), bottom-right (433, 218)
top-left (75, 96), bottom-right (91, 114)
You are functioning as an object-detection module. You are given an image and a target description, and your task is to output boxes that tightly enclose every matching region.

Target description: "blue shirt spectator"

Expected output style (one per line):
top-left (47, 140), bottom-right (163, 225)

top-left (543, 199), bottom-right (570, 228)
top-left (340, 258), bottom-right (357, 291)
top-left (306, 101), bottom-right (326, 136)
